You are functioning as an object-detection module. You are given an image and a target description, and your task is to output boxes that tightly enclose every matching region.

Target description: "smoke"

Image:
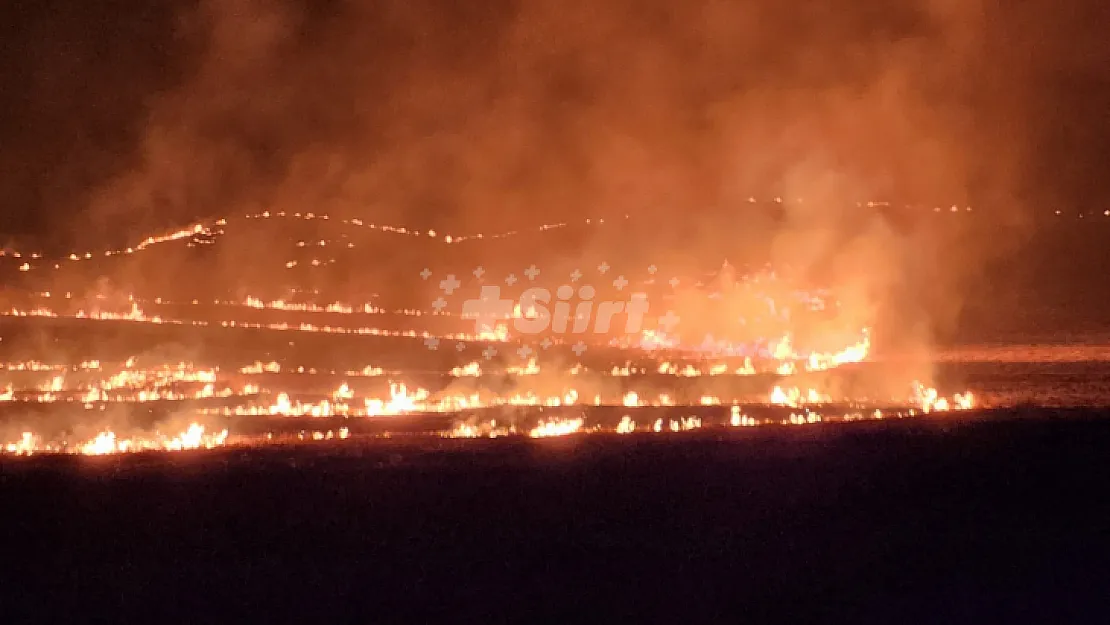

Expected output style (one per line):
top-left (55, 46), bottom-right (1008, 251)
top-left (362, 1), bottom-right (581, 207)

top-left (62, 0), bottom-right (1026, 227)
top-left (2, 0), bottom-right (1078, 387)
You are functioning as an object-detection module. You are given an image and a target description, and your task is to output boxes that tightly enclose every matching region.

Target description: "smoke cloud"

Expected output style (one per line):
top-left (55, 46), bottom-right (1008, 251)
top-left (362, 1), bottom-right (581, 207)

top-left (3, 0), bottom-right (1104, 363)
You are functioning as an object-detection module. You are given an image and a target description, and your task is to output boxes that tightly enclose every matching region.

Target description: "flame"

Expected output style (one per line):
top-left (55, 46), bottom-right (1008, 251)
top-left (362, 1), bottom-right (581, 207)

top-left (506, 358), bottom-right (540, 376)
top-left (80, 431), bottom-right (121, 455)
top-left (730, 405), bottom-right (756, 427)
top-left (3, 423), bottom-right (230, 456)
top-left (2, 223), bottom-right (984, 449)
top-left (4, 432), bottom-right (38, 455)
top-left (772, 335), bottom-right (795, 361)
top-left (769, 386), bottom-right (830, 407)
top-left (333, 383), bottom-right (354, 401)
top-left (529, 418), bottom-right (584, 438)
top-left (364, 383), bottom-right (429, 416)
top-left (673, 417), bottom-right (702, 431)
top-left (241, 361), bottom-right (282, 374)
top-left (612, 362), bottom-right (642, 376)
top-left (914, 383), bottom-right (975, 413)
top-left (805, 330), bottom-right (871, 372)
top-left (444, 419), bottom-right (514, 439)
top-left (786, 411), bottom-right (824, 425)
top-left (451, 361), bottom-right (482, 377)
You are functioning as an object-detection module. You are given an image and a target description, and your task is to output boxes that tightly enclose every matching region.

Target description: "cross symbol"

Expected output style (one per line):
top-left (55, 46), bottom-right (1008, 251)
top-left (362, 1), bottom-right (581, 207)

top-left (658, 310), bottom-right (680, 331)
top-left (424, 337), bottom-right (440, 350)
top-left (462, 286), bottom-right (515, 334)
top-left (570, 269), bottom-right (583, 282)
top-left (473, 266), bottom-right (485, 280)
top-left (431, 297), bottom-right (447, 312)
top-left (516, 345), bottom-right (533, 360)
top-left (483, 346), bottom-right (498, 360)
top-left (647, 265), bottom-right (658, 275)
top-left (505, 273), bottom-right (518, 286)
top-left (571, 342), bottom-right (587, 356)
top-left (456, 342), bottom-right (466, 352)
top-left (613, 275), bottom-right (628, 290)
top-left (597, 262), bottom-right (610, 274)
top-left (524, 265), bottom-right (540, 280)
top-left (540, 337), bottom-right (553, 349)
top-left (439, 274), bottom-right (461, 294)
top-left (419, 268), bottom-right (432, 280)
top-left (668, 277), bottom-right (680, 288)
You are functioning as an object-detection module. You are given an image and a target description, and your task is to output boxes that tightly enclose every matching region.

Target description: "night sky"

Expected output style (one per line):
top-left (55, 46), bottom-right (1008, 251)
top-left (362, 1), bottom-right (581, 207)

top-left (1, 0), bottom-right (1108, 250)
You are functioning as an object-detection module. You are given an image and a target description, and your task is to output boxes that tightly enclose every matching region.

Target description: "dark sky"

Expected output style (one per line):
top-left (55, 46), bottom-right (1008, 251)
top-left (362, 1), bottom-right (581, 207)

top-left (1, 0), bottom-right (1108, 249)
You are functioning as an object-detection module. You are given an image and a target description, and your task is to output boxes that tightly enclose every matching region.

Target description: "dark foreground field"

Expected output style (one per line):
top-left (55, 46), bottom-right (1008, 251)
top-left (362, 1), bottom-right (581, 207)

top-left (2, 412), bottom-right (1109, 623)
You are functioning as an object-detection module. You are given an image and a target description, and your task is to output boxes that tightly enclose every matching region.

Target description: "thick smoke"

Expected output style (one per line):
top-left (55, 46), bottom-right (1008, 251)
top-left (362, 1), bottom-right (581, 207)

top-left (2, 0), bottom-right (1088, 384)
top-left (65, 0), bottom-right (1025, 228)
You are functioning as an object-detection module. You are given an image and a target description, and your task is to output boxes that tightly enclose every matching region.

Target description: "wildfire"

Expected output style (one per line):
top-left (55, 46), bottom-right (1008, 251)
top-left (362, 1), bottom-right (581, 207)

top-left (786, 411), bottom-right (824, 425)
top-left (612, 362), bottom-right (644, 376)
top-left (4, 423), bottom-right (229, 456)
top-left (364, 383), bottom-right (429, 416)
top-left (2, 222), bottom-right (990, 452)
top-left (506, 358), bottom-right (540, 376)
top-left (333, 383), bottom-right (354, 401)
top-left (451, 361), bottom-right (482, 377)
top-left (652, 417), bottom-right (702, 432)
top-left (4, 432), bottom-right (40, 454)
top-left (622, 391), bottom-right (643, 407)
top-left (243, 296), bottom-right (379, 315)
top-left (241, 361), bottom-right (282, 374)
top-left (805, 331), bottom-right (871, 371)
top-left (769, 386), bottom-right (831, 407)
top-left (529, 417), bottom-right (584, 438)
top-left (0, 359), bottom-right (237, 404)
top-left (914, 383), bottom-right (975, 413)
top-left (730, 405), bottom-right (757, 427)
